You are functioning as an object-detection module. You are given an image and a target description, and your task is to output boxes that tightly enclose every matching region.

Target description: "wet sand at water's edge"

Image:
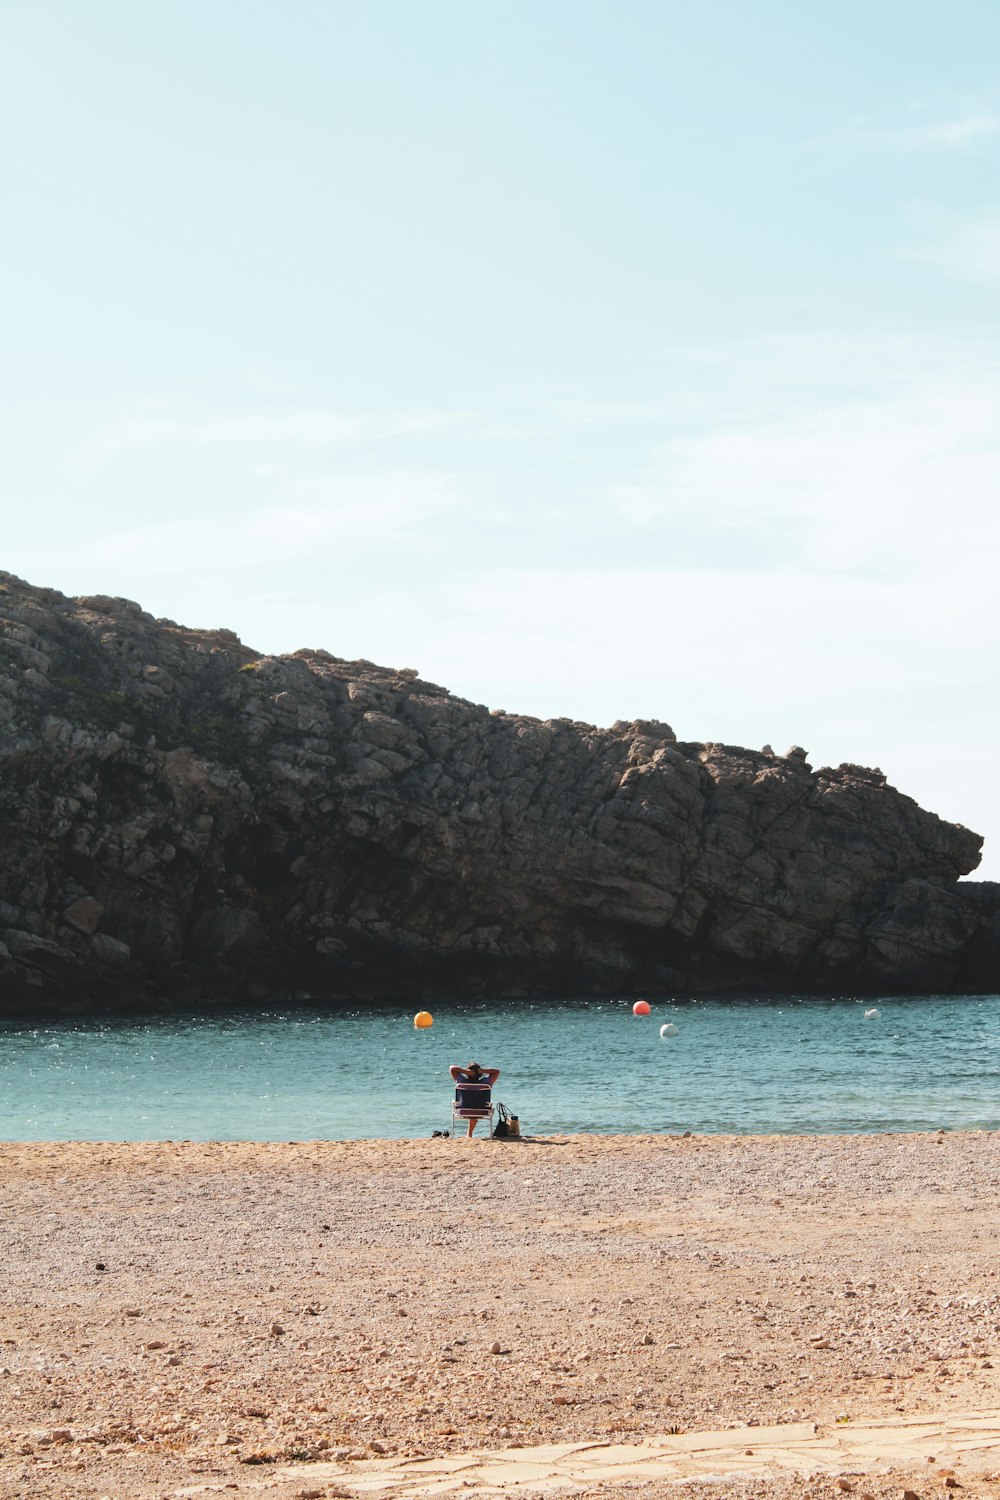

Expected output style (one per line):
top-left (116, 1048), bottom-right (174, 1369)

top-left (3, 1131), bottom-right (1000, 1498)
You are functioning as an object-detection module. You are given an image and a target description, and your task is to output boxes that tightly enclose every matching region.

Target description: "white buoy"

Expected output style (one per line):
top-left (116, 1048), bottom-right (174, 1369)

top-left (659, 1023), bottom-right (679, 1038)
top-left (864, 1008), bottom-right (881, 1021)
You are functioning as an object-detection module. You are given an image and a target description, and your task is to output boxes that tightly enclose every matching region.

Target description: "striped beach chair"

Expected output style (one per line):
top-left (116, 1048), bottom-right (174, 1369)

top-left (451, 1078), bottom-right (495, 1136)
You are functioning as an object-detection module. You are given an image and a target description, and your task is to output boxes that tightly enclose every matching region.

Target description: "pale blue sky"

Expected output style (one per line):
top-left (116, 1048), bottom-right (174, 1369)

top-left (4, 1), bottom-right (1000, 877)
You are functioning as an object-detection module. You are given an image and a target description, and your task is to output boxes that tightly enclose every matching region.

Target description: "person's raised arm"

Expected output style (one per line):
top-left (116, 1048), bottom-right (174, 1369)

top-left (449, 1065), bottom-right (465, 1082)
top-left (482, 1067), bottom-right (500, 1085)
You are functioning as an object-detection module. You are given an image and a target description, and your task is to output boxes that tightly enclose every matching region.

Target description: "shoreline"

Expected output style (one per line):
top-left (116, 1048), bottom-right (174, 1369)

top-left (1, 1123), bottom-right (996, 1144)
top-left (3, 1132), bottom-right (1000, 1498)
top-left (3, 986), bottom-right (998, 1023)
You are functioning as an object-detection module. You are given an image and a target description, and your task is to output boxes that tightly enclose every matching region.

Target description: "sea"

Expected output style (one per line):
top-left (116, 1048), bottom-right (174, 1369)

top-left (1, 993), bottom-right (998, 1141)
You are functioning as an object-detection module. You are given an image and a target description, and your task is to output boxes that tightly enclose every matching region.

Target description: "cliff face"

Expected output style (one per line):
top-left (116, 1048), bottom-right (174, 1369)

top-left (1, 571), bottom-right (998, 1011)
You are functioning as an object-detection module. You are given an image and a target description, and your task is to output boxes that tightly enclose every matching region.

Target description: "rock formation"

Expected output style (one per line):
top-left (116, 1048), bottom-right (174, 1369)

top-left (1, 571), bottom-right (998, 1012)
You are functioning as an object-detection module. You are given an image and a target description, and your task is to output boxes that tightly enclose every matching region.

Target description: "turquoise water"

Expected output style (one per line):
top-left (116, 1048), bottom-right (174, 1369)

top-left (1, 994), bottom-right (998, 1141)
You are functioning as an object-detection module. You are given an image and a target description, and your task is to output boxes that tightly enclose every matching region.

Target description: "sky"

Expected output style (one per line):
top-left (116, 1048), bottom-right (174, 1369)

top-left (3, 0), bottom-right (999, 878)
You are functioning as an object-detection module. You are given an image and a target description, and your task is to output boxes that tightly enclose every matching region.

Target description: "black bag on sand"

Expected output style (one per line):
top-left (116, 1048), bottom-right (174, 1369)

top-left (493, 1103), bottom-right (521, 1139)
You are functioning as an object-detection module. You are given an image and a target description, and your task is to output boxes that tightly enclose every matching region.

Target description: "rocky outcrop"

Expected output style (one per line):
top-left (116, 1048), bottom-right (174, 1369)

top-left (1, 571), bottom-right (998, 1012)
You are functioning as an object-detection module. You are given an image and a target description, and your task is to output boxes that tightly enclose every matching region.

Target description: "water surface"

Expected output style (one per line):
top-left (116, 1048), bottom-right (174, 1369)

top-left (2, 993), bottom-right (998, 1141)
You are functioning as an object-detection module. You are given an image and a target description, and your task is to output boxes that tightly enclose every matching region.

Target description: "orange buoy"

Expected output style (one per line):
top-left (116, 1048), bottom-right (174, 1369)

top-left (413, 1010), bottom-right (434, 1029)
top-left (632, 1000), bottom-right (651, 1017)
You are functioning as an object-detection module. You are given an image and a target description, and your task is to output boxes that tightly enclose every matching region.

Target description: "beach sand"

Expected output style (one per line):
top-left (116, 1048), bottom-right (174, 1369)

top-left (3, 1131), bottom-right (1000, 1499)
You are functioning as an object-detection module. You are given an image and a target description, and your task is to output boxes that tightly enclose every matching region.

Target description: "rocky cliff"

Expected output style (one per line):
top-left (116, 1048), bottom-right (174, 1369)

top-left (1, 571), bottom-right (998, 1012)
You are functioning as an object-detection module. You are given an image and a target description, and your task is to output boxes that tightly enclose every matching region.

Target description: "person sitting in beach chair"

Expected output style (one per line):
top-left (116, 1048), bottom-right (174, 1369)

top-left (449, 1061), bottom-right (500, 1138)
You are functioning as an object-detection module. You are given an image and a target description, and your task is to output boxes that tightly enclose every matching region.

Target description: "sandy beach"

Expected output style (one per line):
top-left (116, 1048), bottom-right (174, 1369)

top-left (3, 1131), bottom-right (1000, 1499)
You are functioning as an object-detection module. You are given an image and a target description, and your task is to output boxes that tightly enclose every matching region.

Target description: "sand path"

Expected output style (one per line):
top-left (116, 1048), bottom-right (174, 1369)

top-left (254, 1409), bottom-right (1000, 1495)
top-left (19, 1413), bottom-right (1000, 1499)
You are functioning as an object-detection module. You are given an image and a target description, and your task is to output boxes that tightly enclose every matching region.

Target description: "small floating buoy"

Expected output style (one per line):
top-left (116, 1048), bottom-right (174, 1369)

top-left (659, 1023), bottom-right (679, 1038)
top-left (414, 1011), bottom-right (434, 1029)
top-left (864, 1008), bottom-right (880, 1021)
top-left (632, 1000), bottom-right (651, 1017)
